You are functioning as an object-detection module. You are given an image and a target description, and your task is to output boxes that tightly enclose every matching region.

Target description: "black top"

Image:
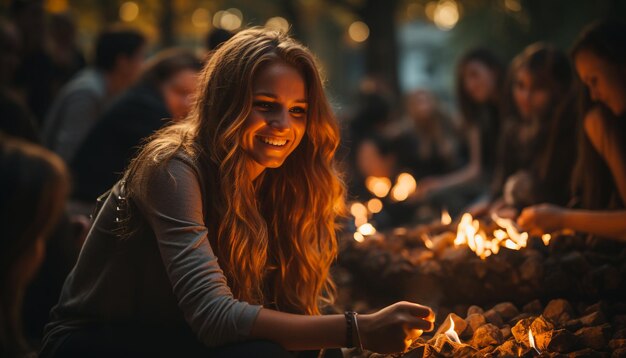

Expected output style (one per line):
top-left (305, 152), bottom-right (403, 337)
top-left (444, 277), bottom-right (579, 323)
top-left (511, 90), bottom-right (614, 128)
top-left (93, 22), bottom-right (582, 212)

top-left (71, 84), bottom-right (171, 202)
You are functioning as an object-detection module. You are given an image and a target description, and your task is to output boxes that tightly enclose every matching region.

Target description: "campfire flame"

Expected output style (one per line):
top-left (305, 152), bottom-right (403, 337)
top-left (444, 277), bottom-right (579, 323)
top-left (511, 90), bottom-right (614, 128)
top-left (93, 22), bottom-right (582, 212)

top-left (452, 212), bottom-right (539, 259)
top-left (441, 208), bottom-right (452, 225)
top-left (528, 328), bottom-right (541, 354)
top-left (444, 316), bottom-right (461, 344)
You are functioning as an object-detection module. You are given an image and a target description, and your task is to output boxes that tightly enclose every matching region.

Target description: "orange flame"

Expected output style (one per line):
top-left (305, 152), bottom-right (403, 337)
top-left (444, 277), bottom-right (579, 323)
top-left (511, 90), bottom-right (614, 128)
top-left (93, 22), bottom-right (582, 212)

top-left (441, 208), bottom-right (452, 225)
top-left (444, 316), bottom-right (461, 344)
top-left (528, 328), bottom-right (541, 354)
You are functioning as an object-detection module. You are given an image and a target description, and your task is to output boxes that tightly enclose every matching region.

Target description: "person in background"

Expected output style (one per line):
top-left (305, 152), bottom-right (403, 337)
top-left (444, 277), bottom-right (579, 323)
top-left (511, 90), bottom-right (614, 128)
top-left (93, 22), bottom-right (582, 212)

top-left (49, 12), bottom-right (86, 92)
top-left (489, 43), bottom-right (578, 216)
top-left (41, 28), bottom-right (433, 357)
top-left (42, 26), bottom-right (146, 163)
top-left (413, 48), bottom-right (504, 206)
top-left (205, 28), bottom-right (234, 53)
top-left (10, 0), bottom-right (56, 124)
top-left (0, 134), bottom-right (69, 358)
top-left (519, 21), bottom-right (626, 241)
top-left (0, 17), bottom-right (39, 143)
top-left (70, 49), bottom-right (203, 209)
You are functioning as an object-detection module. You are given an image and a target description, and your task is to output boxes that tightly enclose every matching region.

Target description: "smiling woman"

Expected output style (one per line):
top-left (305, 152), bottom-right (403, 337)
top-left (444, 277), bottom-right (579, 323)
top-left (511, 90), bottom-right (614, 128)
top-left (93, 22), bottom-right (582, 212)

top-left (40, 28), bottom-right (434, 357)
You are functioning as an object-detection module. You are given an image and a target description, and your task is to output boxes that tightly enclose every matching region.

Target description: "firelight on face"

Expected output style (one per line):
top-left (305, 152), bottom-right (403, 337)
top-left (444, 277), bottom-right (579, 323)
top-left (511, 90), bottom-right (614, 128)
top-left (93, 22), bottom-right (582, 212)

top-left (242, 61), bottom-right (308, 176)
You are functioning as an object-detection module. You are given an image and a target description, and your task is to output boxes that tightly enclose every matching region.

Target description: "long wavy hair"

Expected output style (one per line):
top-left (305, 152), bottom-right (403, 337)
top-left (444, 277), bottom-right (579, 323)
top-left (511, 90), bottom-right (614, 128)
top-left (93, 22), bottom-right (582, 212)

top-left (0, 134), bottom-right (69, 357)
top-left (125, 28), bottom-right (346, 315)
top-left (570, 20), bottom-right (626, 209)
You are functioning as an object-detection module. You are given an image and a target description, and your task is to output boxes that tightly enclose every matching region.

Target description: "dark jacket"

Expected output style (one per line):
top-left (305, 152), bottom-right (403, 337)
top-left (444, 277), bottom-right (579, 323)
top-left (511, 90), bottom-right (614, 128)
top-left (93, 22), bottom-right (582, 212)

top-left (71, 84), bottom-right (170, 202)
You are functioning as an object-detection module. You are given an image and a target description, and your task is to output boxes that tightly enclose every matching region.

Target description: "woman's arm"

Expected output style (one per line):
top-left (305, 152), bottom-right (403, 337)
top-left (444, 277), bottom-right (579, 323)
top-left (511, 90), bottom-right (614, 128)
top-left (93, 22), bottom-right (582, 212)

top-left (518, 204), bottom-right (626, 241)
top-left (250, 302), bottom-right (434, 353)
top-left (139, 156), bottom-right (434, 352)
top-left (414, 125), bottom-right (481, 198)
top-left (583, 108), bottom-right (626, 204)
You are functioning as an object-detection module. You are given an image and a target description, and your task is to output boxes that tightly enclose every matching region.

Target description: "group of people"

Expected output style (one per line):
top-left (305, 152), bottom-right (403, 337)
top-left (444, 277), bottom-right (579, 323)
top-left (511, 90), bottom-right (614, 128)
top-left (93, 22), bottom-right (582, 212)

top-left (349, 21), bottom-right (626, 242)
top-left (1, 4), bottom-right (625, 357)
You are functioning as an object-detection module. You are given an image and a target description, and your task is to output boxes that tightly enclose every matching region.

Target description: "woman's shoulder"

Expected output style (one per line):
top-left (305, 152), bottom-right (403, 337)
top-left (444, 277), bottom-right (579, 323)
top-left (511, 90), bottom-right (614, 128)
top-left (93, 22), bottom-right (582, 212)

top-left (583, 105), bottom-right (614, 142)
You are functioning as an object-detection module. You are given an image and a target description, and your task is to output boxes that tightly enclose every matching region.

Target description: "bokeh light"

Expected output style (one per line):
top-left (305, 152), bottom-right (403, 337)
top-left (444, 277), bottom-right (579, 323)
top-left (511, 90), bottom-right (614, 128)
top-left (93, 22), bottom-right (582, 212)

top-left (348, 21), bottom-right (370, 43)
top-left (119, 1), bottom-right (139, 23)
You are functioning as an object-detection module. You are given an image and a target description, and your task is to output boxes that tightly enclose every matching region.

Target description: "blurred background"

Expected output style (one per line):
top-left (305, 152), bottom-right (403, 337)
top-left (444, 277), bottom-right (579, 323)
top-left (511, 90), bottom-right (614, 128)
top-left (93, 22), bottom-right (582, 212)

top-left (2, 0), bottom-right (625, 108)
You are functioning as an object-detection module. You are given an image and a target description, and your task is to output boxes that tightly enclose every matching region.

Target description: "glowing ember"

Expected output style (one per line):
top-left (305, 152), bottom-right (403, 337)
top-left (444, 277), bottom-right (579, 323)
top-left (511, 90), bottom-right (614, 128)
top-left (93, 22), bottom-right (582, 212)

top-left (444, 316), bottom-right (461, 344)
top-left (421, 234), bottom-right (434, 249)
top-left (528, 328), bottom-right (541, 354)
top-left (353, 232), bottom-right (365, 243)
top-left (541, 233), bottom-right (551, 246)
top-left (357, 223), bottom-right (377, 236)
top-left (441, 208), bottom-right (452, 225)
top-left (367, 198), bottom-right (383, 213)
top-left (365, 176), bottom-right (392, 198)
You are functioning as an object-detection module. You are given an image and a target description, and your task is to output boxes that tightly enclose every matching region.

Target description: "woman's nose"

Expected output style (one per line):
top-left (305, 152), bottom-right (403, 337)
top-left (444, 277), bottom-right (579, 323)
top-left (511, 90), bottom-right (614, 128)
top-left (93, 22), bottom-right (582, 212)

top-left (267, 110), bottom-right (290, 131)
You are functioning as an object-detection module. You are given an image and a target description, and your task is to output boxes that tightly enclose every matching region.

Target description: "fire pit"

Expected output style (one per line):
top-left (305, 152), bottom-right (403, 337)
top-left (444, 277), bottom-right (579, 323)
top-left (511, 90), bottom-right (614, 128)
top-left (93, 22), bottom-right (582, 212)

top-left (335, 203), bottom-right (626, 357)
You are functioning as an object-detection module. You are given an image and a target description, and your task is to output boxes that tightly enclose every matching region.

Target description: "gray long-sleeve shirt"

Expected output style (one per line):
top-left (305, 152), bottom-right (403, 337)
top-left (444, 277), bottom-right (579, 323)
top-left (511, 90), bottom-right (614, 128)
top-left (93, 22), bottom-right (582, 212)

top-left (41, 153), bottom-right (262, 350)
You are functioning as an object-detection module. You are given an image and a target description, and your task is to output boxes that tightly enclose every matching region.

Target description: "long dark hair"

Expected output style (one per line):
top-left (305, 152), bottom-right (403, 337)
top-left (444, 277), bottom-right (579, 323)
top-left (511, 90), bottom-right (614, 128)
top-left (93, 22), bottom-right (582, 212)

top-left (571, 20), bottom-right (626, 209)
top-left (456, 47), bottom-right (504, 125)
top-left (495, 43), bottom-right (578, 205)
top-left (0, 134), bottom-right (69, 357)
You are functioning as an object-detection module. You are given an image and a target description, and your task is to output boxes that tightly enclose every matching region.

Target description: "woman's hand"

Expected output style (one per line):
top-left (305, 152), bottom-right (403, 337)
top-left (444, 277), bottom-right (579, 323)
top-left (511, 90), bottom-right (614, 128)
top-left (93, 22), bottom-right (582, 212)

top-left (358, 301), bottom-right (434, 353)
top-left (517, 203), bottom-right (566, 233)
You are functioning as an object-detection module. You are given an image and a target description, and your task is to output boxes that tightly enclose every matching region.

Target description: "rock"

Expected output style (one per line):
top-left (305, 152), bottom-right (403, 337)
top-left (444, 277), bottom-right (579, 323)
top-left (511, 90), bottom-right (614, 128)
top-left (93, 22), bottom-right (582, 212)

top-left (547, 329), bottom-right (580, 353)
top-left (609, 338), bottom-right (626, 351)
top-left (484, 309), bottom-right (504, 327)
top-left (490, 340), bottom-right (521, 357)
top-left (530, 316), bottom-right (555, 351)
top-left (568, 348), bottom-right (605, 358)
top-left (543, 299), bottom-right (574, 324)
top-left (613, 315), bottom-right (626, 329)
top-left (471, 323), bottom-right (504, 348)
top-left (402, 343), bottom-right (441, 358)
top-left (614, 328), bottom-right (626, 339)
top-left (613, 348), bottom-right (626, 358)
top-left (464, 313), bottom-right (487, 337)
top-left (523, 299), bottom-right (543, 315)
top-left (520, 256), bottom-right (544, 282)
top-left (510, 313), bottom-right (532, 325)
top-left (500, 325), bottom-right (512, 340)
top-left (584, 301), bottom-right (609, 316)
top-left (559, 251), bottom-right (590, 274)
top-left (433, 313), bottom-right (467, 341)
top-left (512, 317), bottom-right (534, 346)
top-left (575, 324), bottom-right (612, 350)
top-left (579, 311), bottom-right (608, 327)
top-left (492, 302), bottom-right (519, 321)
top-left (467, 305), bottom-right (484, 316)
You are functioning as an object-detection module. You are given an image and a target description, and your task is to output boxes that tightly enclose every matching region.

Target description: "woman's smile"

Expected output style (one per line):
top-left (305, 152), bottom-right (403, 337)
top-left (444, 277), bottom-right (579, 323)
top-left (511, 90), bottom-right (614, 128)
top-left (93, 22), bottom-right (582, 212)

top-left (256, 135), bottom-right (290, 148)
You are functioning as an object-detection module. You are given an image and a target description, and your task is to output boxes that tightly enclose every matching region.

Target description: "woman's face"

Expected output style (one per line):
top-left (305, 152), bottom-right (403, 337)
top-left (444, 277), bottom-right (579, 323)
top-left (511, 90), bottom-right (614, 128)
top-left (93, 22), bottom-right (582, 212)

top-left (463, 60), bottom-right (496, 104)
top-left (162, 69), bottom-right (198, 120)
top-left (242, 61), bottom-right (307, 177)
top-left (575, 50), bottom-right (626, 116)
top-left (513, 66), bottom-right (551, 120)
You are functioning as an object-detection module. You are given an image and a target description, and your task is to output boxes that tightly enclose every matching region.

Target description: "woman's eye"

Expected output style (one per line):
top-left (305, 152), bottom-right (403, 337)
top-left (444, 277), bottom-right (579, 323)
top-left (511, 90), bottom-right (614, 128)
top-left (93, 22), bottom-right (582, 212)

top-left (290, 107), bottom-right (307, 115)
top-left (254, 101), bottom-right (274, 111)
